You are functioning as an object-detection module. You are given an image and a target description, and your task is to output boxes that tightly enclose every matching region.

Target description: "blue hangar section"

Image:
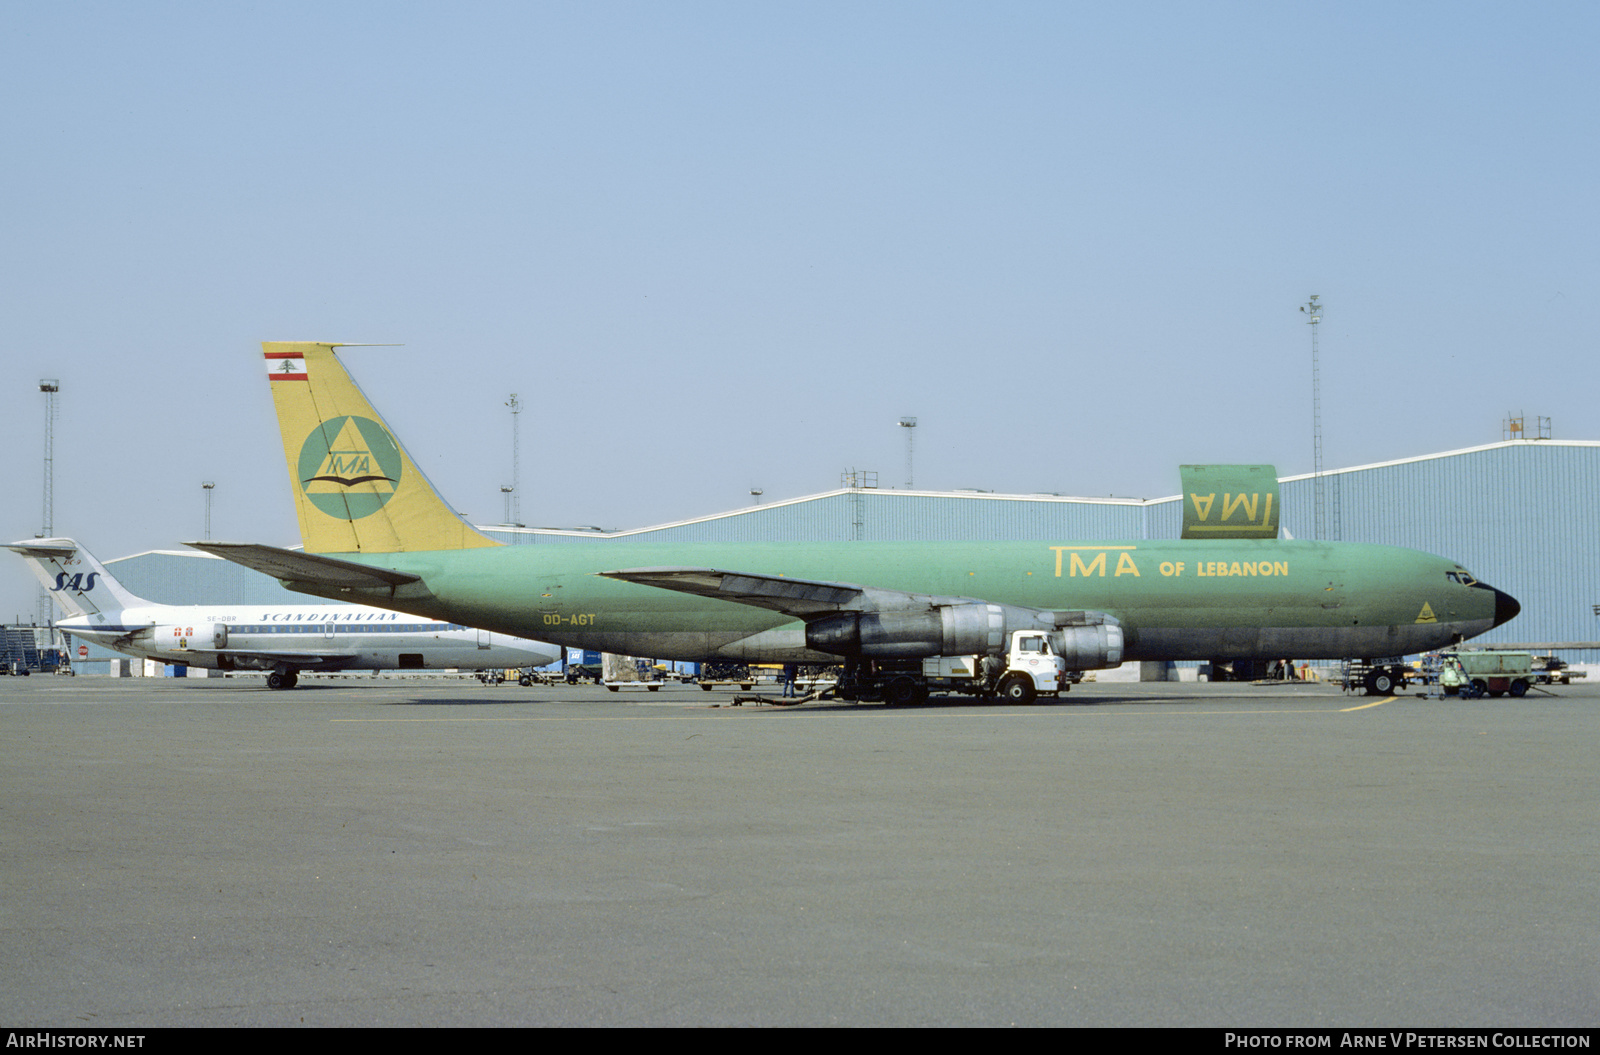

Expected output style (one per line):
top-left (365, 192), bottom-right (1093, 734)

top-left (101, 439), bottom-right (1599, 659)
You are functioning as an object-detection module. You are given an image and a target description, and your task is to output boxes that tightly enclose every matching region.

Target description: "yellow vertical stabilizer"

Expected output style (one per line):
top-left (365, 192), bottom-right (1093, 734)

top-left (262, 342), bottom-right (502, 554)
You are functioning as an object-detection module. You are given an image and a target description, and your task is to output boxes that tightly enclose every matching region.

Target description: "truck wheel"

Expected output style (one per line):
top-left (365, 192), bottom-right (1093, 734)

top-left (999, 674), bottom-right (1036, 704)
top-left (883, 676), bottom-right (923, 707)
top-left (1509, 679), bottom-right (1528, 698)
top-left (1367, 671), bottom-right (1395, 695)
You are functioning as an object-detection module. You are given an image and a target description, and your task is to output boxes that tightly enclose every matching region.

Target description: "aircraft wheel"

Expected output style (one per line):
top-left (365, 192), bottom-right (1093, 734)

top-left (266, 671), bottom-right (287, 690)
top-left (999, 674), bottom-right (1036, 704)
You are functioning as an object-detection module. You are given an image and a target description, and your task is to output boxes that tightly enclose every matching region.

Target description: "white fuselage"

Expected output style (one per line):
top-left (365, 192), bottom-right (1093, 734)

top-left (62, 603), bottom-right (561, 674)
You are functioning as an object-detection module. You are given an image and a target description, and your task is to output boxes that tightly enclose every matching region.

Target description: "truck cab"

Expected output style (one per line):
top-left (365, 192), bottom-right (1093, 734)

top-left (1003, 632), bottom-right (1068, 700)
top-left (918, 630), bottom-right (1069, 704)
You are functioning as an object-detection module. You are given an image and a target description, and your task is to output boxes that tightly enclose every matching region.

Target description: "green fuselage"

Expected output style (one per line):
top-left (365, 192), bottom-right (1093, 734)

top-left (280, 537), bottom-right (1514, 664)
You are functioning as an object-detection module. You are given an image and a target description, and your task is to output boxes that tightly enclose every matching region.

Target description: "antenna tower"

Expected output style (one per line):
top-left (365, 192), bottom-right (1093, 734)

top-left (1299, 297), bottom-right (1325, 540)
top-left (202, 481), bottom-right (215, 540)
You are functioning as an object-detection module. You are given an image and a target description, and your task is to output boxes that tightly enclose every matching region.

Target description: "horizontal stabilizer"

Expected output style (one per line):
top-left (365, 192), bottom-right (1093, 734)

top-left (4, 539), bottom-right (80, 560)
top-left (185, 541), bottom-right (420, 589)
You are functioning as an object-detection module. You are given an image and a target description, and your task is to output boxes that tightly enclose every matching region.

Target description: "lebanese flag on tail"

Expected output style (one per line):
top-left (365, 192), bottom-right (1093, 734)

top-left (264, 350), bottom-right (307, 382)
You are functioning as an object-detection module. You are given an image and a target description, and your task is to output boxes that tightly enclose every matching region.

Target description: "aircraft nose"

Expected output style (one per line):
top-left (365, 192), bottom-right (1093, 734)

top-left (1491, 586), bottom-right (1520, 628)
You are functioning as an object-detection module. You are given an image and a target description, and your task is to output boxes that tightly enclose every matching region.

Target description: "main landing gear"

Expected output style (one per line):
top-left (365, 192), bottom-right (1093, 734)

top-left (266, 668), bottom-right (300, 690)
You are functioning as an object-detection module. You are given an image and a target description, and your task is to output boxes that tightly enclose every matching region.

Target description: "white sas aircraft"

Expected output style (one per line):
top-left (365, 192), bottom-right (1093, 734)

top-left (9, 537), bottom-right (561, 689)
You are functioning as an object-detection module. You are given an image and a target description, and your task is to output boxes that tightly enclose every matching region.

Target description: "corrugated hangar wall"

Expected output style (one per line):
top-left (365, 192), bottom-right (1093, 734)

top-left (1273, 441), bottom-right (1600, 651)
top-left (102, 440), bottom-right (1597, 655)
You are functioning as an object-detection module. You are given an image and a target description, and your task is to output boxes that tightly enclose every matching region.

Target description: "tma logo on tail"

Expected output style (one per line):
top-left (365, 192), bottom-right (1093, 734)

top-left (1179, 464), bottom-right (1281, 539)
top-left (296, 416), bottom-right (404, 519)
top-left (52, 572), bottom-right (98, 592)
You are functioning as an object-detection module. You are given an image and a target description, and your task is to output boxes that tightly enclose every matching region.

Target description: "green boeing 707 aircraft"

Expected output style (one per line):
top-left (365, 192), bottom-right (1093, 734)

top-left (191, 343), bottom-right (1519, 700)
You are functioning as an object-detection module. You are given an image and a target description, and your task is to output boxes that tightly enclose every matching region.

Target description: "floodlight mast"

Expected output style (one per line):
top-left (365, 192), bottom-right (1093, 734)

top-left (1299, 297), bottom-right (1325, 541)
top-left (504, 393), bottom-right (522, 527)
top-left (39, 380), bottom-right (58, 539)
top-left (38, 380), bottom-right (59, 628)
top-left (899, 416), bottom-right (917, 489)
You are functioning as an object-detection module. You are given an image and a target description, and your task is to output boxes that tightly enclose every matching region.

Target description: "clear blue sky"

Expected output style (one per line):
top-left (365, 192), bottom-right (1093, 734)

top-left (3, 1), bottom-right (1595, 621)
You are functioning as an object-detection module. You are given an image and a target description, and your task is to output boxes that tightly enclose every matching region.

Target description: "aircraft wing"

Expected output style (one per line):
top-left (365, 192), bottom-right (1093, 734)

top-left (598, 567), bottom-right (871, 617)
top-left (176, 648), bottom-right (360, 667)
top-left (600, 566), bottom-right (1114, 626)
top-left (601, 566), bottom-right (1114, 625)
top-left (185, 541), bottom-right (421, 589)
top-left (603, 566), bottom-right (1122, 664)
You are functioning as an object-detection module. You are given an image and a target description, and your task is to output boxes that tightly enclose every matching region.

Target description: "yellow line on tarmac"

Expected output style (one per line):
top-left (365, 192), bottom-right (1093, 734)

top-left (1340, 696), bottom-right (1395, 712)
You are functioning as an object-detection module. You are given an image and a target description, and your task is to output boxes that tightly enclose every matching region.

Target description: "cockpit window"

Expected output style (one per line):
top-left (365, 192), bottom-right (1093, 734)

top-left (1446, 571), bottom-right (1478, 587)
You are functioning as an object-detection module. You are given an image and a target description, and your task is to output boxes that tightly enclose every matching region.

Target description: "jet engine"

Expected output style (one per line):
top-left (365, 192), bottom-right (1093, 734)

top-left (805, 602), bottom-right (1124, 669)
top-left (806, 602), bottom-right (1031, 658)
top-left (1050, 620), bottom-right (1124, 670)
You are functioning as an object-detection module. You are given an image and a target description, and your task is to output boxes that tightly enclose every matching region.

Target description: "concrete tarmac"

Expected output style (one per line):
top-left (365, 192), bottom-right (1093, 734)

top-left (2, 674), bottom-right (1596, 1027)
